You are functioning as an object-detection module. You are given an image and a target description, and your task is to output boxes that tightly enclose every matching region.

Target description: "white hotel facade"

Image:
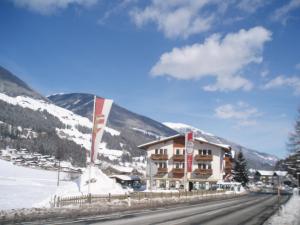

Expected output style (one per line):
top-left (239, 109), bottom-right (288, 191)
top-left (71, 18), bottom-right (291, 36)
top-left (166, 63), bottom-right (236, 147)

top-left (139, 134), bottom-right (232, 190)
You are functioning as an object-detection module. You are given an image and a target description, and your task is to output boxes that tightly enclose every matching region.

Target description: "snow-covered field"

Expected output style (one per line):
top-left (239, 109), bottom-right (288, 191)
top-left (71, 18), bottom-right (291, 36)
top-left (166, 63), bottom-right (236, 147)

top-left (0, 159), bottom-right (69, 210)
top-left (0, 159), bottom-right (128, 210)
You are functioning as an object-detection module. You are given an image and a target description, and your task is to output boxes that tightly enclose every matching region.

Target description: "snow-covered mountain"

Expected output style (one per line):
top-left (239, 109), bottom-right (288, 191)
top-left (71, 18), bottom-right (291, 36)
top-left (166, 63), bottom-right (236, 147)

top-left (0, 66), bottom-right (177, 169)
top-left (48, 93), bottom-right (178, 157)
top-left (0, 66), bottom-right (278, 170)
top-left (0, 68), bottom-right (95, 166)
top-left (163, 122), bottom-right (279, 170)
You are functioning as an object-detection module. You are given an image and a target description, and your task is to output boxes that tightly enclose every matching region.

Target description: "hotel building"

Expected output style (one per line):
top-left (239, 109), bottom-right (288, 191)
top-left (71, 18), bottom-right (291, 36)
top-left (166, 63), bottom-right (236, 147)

top-left (138, 134), bottom-right (232, 190)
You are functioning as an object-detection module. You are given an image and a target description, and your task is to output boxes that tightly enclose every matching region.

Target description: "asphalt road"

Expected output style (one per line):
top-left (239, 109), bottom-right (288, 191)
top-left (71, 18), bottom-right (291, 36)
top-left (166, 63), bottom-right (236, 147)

top-left (38, 193), bottom-right (289, 225)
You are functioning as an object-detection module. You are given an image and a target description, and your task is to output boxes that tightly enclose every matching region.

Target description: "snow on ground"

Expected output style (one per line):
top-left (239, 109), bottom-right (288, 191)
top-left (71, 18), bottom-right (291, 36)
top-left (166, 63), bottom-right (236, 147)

top-left (0, 159), bottom-right (69, 210)
top-left (105, 127), bottom-right (120, 136)
top-left (98, 143), bottom-right (123, 161)
top-left (265, 189), bottom-right (300, 225)
top-left (131, 128), bottom-right (161, 139)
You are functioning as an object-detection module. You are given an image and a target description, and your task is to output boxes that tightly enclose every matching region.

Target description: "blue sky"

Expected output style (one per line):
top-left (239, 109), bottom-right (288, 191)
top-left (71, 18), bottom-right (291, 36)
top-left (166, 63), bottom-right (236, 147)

top-left (1, 0), bottom-right (300, 158)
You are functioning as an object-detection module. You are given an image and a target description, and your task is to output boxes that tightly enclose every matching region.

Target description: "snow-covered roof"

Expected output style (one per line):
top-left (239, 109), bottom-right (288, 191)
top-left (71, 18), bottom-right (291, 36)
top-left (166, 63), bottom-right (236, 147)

top-left (256, 170), bottom-right (288, 177)
top-left (275, 171), bottom-right (288, 176)
top-left (257, 170), bottom-right (275, 176)
top-left (109, 174), bottom-right (140, 181)
top-left (138, 134), bottom-right (181, 149)
top-left (194, 137), bottom-right (231, 150)
top-left (138, 134), bottom-right (231, 150)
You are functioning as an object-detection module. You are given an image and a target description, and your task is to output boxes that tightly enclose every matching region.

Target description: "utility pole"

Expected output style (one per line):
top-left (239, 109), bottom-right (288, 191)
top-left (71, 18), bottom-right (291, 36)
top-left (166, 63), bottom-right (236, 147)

top-left (57, 158), bottom-right (60, 186)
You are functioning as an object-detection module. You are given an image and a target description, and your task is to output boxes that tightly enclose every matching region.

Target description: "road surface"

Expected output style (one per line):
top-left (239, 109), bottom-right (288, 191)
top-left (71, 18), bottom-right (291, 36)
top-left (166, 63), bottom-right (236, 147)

top-left (25, 193), bottom-right (290, 225)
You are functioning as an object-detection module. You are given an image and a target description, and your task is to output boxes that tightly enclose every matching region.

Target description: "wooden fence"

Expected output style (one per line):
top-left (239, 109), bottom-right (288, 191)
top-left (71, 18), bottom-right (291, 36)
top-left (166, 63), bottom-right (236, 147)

top-left (53, 190), bottom-right (230, 207)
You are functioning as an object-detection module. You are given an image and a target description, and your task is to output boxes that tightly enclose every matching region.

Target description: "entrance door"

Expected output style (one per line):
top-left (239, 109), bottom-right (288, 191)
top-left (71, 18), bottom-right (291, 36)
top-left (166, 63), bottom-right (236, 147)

top-left (189, 182), bottom-right (193, 191)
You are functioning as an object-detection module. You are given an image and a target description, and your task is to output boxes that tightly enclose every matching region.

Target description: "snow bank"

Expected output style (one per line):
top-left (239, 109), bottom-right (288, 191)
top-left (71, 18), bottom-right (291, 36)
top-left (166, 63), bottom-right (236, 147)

top-left (265, 189), bottom-right (300, 225)
top-left (37, 166), bottom-right (126, 207)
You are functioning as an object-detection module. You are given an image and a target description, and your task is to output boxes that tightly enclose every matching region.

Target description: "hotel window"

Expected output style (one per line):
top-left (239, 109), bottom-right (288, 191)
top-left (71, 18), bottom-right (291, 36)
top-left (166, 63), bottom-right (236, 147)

top-left (159, 162), bottom-right (163, 168)
top-left (182, 163), bottom-right (185, 168)
top-left (207, 164), bottom-right (212, 169)
top-left (163, 162), bottom-right (167, 168)
top-left (160, 149), bottom-right (163, 154)
top-left (175, 163), bottom-right (180, 169)
top-left (208, 150), bottom-right (212, 155)
top-left (198, 163), bottom-right (205, 169)
top-left (155, 149), bottom-right (159, 154)
top-left (164, 149), bottom-right (167, 155)
top-left (176, 149), bottom-right (180, 155)
top-left (198, 149), bottom-right (202, 155)
top-left (183, 149), bottom-right (185, 155)
top-left (203, 149), bottom-right (207, 155)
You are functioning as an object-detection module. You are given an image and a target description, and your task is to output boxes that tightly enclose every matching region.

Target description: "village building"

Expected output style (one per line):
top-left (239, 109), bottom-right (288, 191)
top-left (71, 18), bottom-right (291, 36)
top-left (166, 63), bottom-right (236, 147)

top-left (254, 170), bottom-right (288, 186)
top-left (138, 134), bottom-right (232, 191)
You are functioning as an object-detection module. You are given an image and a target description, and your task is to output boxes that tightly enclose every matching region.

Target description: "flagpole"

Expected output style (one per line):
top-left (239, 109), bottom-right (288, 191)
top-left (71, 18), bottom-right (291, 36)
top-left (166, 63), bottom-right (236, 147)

top-left (184, 133), bottom-right (187, 191)
top-left (88, 95), bottom-right (96, 195)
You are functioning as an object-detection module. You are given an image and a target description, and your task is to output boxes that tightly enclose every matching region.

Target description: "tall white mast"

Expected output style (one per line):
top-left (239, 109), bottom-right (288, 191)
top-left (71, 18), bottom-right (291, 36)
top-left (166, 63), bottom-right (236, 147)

top-left (88, 95), bottom-right (96, 195)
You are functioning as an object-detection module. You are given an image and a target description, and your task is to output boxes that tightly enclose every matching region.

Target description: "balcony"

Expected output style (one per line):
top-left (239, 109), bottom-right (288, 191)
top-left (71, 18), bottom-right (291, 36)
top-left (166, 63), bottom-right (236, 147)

top-left (195, 155), bottom-right (213, 161)
top-left (194, 169), bottom-right (212, 176)
top-left (172, 168), bottom-right (184, 178)
top-left (173, 154), bottom-right (184, 162)
top-left (151, 154), bottom-right (168, 161)
top-left (224, 156), bottom-right (233, 162)
top-left (224, 164), bottom-right (232, 174)
top-left (157, 167), bottom-right (168, 173)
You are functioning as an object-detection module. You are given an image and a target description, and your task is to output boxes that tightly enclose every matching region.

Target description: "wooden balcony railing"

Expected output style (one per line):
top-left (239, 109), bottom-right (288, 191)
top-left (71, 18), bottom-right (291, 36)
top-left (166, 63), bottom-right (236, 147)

top-left (150, 154), bottom-right (168, 160)
top-left (193, 169), bottom-right (213, 175)
top-left (194, 155), bottom-right (213, 161)
top-left (225, 163), bottom-right (232, 174)
top-left (157, 168), bottom-right (168, 173)
top-left (224, 156), bottom-right (233, 162)
top-left (173, 154), bottom-right (184, 162)
top-left (172, 168), bottom-right (184, 178)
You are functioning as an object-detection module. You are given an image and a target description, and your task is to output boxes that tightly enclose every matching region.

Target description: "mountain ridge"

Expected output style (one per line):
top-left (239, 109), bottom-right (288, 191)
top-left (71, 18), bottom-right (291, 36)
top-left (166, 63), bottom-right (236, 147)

top-left (163, 122), bottom-right (279, 169)
top-left (0, 65), bottom-right (278, 170)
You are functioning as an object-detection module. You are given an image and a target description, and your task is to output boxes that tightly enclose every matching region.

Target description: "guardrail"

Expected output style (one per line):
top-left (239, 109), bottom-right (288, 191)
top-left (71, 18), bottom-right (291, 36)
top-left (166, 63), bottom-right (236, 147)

top-left (53, 190), bottom-right (229, 207)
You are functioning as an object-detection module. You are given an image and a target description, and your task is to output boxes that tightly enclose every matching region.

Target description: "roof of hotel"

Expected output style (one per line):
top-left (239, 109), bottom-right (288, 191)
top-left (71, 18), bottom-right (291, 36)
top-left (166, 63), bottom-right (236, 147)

top-left (138, 134), bottom-right (231, 150)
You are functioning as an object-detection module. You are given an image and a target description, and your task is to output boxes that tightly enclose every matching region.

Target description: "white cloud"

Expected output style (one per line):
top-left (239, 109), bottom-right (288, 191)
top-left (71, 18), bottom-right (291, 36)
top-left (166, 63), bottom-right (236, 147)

top-left (215, 102), bottom-right (261, 127)
top-left (130, 0), bottom-right (222, 39)
top-left (10, 0), bottom-right (98, 14)
top-left (151, 26), bottom-right (272, 92)
top-left (263, 75), bottom-right (300, 95)
top-left (272, 0), bottom-right (300, 24)
top-left (260, 69), bottom-right (269, 77)
top-left (237, 0), bottom-right (270, 13)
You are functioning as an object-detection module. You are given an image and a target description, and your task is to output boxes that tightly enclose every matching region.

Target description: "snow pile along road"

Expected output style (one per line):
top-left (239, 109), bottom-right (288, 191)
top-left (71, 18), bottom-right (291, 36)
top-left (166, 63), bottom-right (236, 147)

top-left (265, 188), bottom-right (300, 225)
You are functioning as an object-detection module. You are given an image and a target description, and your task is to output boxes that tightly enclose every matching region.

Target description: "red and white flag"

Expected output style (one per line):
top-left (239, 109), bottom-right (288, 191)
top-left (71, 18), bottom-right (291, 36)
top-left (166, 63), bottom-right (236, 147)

top-left (90, 96), bottom-right (113, 164)
top-left (186, 131), bottom-right (194, 173)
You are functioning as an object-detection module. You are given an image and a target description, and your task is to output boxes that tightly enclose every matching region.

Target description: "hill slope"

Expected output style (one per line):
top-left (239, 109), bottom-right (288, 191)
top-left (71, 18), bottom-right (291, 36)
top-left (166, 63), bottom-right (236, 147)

top-left (48, 93), bottom-right (178, 157)
top-left (0, 66), bottom-right (45, 100)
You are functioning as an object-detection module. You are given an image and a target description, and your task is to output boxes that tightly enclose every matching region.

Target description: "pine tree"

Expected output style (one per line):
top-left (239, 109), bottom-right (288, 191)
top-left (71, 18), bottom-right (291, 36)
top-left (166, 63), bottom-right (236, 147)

top-left (285, 108), bottom-right (300, 185)
top-left (287, 108), bottom-right (300, 153)
top-left (233, 151), bottom-right (249, 187)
